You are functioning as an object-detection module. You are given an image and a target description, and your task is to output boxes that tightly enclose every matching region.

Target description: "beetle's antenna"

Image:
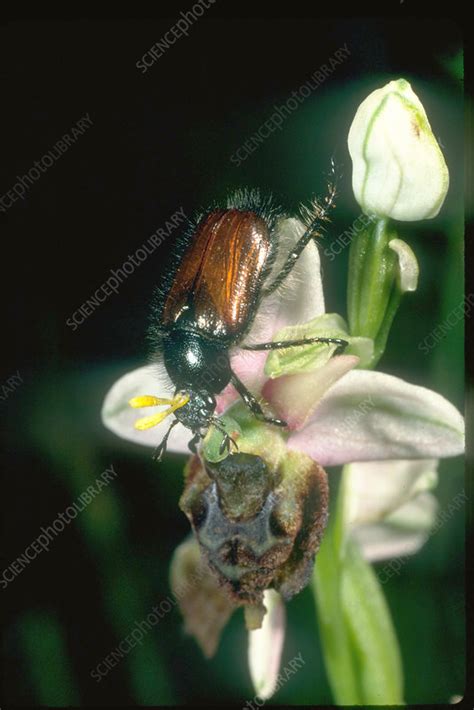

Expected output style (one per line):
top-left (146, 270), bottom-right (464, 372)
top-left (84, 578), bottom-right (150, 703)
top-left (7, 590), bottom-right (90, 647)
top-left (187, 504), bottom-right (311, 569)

top-left (299, 159), bottom-right (339, 234)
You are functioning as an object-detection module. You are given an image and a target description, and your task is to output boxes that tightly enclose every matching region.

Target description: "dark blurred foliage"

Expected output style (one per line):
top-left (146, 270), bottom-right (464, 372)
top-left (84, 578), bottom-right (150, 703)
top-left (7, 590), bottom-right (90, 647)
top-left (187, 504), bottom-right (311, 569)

top-left (1, 10), bottom-right (465, 706)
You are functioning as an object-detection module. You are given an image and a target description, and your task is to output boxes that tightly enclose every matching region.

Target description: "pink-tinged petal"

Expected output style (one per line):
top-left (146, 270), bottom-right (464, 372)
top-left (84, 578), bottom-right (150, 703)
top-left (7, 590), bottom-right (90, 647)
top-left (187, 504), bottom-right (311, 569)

top-left (230, 350), bottom-right (268, 397)
top-left (352, 493), bottom-right (439, 562)
top-left (226, 218), bottom-right (326, 396)
top-left (248, 590), bottom-right (286, 700)
top-left (262, 355), bottom-right (360, 430)
top-left (288, 370), bottom-right (464, 466)
top-left (170, 536), bottom-right (237, 657)
top-left (215, 351), bottom-right (268, 415)
top-left (101, 364), bottom-right (190, 453)
top-left (246, 217), bottom-right (326, 345)
top-left (215, 382), bottom-right (240, 416)
top-left (343, 459), bottom-right (438, 527)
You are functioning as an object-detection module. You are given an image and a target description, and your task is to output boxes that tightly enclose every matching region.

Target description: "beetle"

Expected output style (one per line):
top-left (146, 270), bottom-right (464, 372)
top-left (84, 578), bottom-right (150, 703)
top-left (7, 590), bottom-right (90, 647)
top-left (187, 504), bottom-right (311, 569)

top-left (129, 186), bottom-right (347, 459)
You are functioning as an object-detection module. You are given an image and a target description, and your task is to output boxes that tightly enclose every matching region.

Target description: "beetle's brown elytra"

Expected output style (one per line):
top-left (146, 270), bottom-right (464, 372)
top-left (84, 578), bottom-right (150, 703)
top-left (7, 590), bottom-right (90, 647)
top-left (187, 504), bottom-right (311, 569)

top-left (163, 209), bottom-right (272, 339)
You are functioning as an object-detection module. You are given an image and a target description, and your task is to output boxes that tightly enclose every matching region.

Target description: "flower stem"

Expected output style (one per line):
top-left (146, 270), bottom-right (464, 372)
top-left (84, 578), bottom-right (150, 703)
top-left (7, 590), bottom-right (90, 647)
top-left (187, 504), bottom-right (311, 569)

top-left (312, 466), bottom-right (405, 705)
top-left (312, 523), bottom-right (363, 704)
top-left (371, 283), bottom-right (403, 368)
top-left (347, 217), bottom-right (412, 368)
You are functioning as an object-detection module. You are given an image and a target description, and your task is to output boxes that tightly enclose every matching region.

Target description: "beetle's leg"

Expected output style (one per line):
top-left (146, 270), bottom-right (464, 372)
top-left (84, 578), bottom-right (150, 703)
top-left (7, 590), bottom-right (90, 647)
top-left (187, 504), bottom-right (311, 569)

top-left (230, 372), bottom-right (287, 427)
top-left (263, 180), bottom-right (337, 296)
top-left (152, 419), bottom-right (178, 461)
top-left (188, 431), bottom-right (201, 454)
top-left (209, 417), bottom-right (239, 455)
top-left (243, 336), bottom-right (348, 355)
top-left (263, 229), bottom-right (317, 296)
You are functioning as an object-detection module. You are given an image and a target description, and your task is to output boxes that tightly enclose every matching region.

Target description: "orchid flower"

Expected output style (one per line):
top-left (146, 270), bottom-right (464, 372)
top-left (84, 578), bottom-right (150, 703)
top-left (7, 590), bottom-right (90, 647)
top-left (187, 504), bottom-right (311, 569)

top-left (101, 217), bottom-right (462, 467)
top-left (101, 216), bottom-right (464, 702)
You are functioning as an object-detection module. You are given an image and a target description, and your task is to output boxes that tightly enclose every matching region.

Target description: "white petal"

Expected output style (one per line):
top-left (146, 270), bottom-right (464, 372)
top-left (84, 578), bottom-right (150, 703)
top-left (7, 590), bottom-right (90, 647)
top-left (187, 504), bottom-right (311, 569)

top-left (348, 79), bottom-right (449, 221)
top-left (101, 364), bottom-right (190, 453)
top-left (343, 458), bottom-right (438, 528)
top-left (248, 590), bottom-right (286, 700)
top-left (352, 492), bottom-right (438, 562)
top-left (288, 369), bottom-right (464, 466)
top-left (270, 216), bottom-right (326, 322)
top-left (244, 217), bottom-right (325, 347)
top-left (229, 217), bottom-right (326, 395)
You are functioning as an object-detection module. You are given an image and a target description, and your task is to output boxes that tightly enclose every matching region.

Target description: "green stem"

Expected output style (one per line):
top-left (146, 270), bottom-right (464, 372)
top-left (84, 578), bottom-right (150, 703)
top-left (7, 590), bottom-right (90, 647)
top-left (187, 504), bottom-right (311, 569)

top-left (313, 524), bottom-right (363, 704)
top-left (347, 220), bottom-right (371, 335)
top-left (358, 219), bottom-right (397, 338)
top-left (370, 282), bottom-right (403, 368)
top-left (332, 464), bottom-right (352, 558)
top-left (347, 216), bottom-right (408, 368)
top-left (313, 466), bottom-right (361, 703)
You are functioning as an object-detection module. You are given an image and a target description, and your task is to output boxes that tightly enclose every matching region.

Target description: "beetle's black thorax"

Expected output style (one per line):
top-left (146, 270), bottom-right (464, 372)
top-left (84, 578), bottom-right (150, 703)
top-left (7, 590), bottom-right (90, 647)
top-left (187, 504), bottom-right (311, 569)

top-left (163, 328), bottom-right (232, 394)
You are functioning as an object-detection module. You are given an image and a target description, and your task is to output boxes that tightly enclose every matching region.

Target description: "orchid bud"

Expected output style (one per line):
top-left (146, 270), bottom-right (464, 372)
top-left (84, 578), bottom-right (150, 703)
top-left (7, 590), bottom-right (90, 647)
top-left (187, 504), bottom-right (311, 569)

top-left (348, 79), bottom-right (449, 221)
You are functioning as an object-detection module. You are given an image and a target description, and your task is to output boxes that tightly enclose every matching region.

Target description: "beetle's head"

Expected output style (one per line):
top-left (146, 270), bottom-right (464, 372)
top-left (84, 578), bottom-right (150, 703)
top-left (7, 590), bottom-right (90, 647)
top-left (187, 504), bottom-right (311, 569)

top-left (173, 389), bottom-right (216, 430)
top-left (128, 388), bottom-right (216, 433)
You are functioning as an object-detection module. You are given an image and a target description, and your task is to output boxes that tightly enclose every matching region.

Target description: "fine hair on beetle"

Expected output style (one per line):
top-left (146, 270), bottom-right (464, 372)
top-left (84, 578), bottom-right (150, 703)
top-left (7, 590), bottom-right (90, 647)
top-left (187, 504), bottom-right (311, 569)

top-left (131, 177), bottom-right (347, 459)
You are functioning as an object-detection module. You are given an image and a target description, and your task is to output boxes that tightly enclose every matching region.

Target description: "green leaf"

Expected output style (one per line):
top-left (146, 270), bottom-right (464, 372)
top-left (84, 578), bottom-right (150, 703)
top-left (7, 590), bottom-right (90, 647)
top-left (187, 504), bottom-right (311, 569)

top-left (341, 539), bottom-right (404, 704)
top-left (19, 611), bottom-right (81, 706)
top-left (312, 464), bottom-right (405, 705)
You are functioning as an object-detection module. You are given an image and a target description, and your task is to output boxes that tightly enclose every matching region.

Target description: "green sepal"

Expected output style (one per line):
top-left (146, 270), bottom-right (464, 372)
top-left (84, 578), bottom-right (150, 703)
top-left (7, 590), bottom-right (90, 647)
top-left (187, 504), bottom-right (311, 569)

top-left (264, 313), bottom-right (374, 377)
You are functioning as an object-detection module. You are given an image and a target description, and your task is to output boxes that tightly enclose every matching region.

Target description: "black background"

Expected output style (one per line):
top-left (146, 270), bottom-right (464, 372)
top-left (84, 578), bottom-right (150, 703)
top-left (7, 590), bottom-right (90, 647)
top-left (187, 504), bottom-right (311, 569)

top-left (1, 6), bottom-right (467, 707)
